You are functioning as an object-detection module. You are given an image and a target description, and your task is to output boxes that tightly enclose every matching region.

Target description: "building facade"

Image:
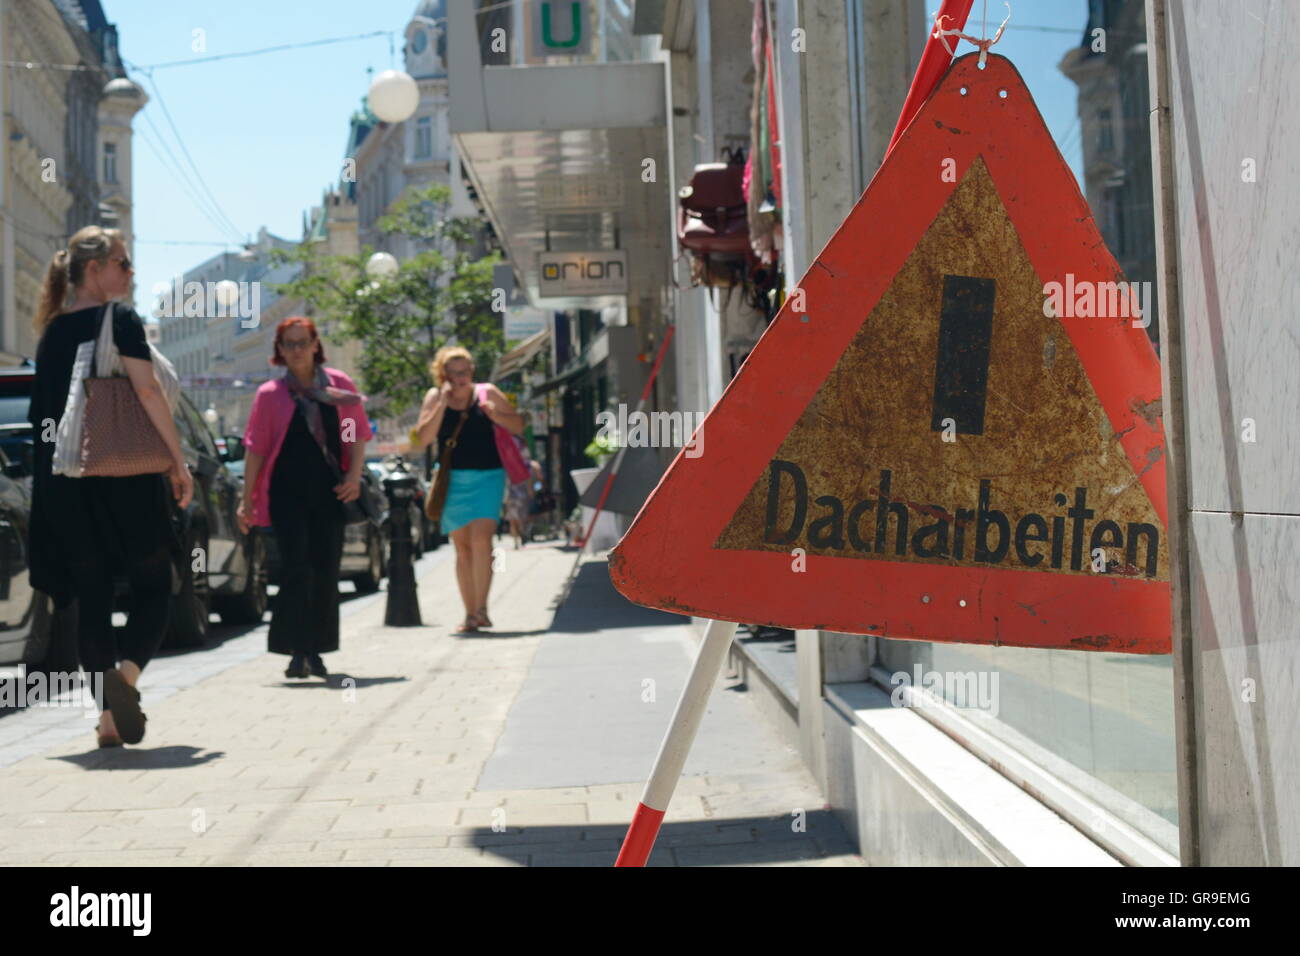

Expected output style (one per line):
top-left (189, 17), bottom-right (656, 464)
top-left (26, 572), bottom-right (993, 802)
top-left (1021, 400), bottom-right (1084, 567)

top-left (0, 0), bottom-right (139, 361)
top-left (450, 0), bottom-right (1300, 866)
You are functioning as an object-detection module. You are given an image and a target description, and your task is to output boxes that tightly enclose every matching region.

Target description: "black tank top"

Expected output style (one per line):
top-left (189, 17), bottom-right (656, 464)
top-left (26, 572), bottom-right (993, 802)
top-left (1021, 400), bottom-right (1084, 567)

top-left (437, 393), bottom-right (502, 470)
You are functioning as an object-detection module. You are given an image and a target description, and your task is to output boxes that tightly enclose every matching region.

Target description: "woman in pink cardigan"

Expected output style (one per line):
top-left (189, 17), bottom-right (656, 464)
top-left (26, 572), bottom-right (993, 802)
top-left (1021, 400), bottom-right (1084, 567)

top-left (236, 317), bottom-right (371, 679)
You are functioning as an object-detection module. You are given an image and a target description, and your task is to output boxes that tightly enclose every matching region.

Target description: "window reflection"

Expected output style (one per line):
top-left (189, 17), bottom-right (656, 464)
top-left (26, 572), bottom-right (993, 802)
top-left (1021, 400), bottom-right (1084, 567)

top-left (873, 0), bottom-right (1177, 855)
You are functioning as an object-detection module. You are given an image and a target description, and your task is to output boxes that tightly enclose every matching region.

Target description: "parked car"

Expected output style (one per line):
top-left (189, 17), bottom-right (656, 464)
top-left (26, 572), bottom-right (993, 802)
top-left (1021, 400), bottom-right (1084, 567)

top-left (262, 464), bottom-right (388, 593)
top-left (0, 365), bottom-right (269, 666)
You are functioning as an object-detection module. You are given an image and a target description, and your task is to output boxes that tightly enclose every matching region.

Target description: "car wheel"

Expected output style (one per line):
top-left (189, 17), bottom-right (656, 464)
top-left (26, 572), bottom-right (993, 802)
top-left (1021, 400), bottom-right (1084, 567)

top-left (216, 533), bottom-right (268, 625)
top-left (25, 592), bottom-right (79, 678)
top-left (166, 529), bottom-right (211, 647)
top-left (353, 528), bottom-right (383, 593)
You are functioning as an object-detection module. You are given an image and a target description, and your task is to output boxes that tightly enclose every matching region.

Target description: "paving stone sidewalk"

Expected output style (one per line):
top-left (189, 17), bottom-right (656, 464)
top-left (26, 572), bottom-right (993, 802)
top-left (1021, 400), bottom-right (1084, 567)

top-left (0, 543), bottom-right (861, 867)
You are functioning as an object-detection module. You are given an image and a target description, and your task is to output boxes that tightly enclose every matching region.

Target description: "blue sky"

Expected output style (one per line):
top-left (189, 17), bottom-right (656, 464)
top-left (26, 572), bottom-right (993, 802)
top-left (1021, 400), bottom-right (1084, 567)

top-left (110, 0), bottom-right (1093, 313)
top-left (111, 0), bottom-right (423, 312)
top-left (987, 0), bottom-right (1093, 183)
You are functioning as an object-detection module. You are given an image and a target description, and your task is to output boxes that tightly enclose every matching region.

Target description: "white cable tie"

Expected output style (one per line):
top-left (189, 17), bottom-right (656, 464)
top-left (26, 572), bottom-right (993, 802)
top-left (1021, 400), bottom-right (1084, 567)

top-left (933, 2), bottom-right (1012, 68)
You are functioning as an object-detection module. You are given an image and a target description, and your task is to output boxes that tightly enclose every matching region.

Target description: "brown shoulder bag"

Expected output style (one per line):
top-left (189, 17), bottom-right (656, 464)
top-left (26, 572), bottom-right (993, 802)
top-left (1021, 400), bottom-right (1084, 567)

top-left (424, 401), bottom-right (471, 524)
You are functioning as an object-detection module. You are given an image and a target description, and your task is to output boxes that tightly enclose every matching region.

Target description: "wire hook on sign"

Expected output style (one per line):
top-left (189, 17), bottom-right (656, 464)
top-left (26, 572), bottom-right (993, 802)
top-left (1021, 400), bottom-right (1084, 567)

top-left (934, 1), bottom-right (1011, 67)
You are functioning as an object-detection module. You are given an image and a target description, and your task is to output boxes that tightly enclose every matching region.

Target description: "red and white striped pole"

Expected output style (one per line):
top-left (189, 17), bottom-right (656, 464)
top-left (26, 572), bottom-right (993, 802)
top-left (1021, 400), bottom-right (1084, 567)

top-left (885, 0), bottom-right (974, 156)
top-left (615, 618), bottom-right (738, 866)
top-left (575, 323), bottom-right (676, 551)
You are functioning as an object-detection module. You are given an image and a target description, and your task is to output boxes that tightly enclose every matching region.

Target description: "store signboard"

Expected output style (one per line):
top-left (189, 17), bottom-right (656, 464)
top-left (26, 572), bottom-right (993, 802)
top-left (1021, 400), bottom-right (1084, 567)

top-left (530, 0), bottom-right (592, 58)
top-left (537, 250), bottom-right (628, 297)
top-left (505, 307), bottom-right (548, 340)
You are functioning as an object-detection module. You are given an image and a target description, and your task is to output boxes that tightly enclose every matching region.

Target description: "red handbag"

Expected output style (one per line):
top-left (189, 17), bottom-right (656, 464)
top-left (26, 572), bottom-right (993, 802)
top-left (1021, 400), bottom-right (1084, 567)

top-left (478, 384), bottom-right (530, 484)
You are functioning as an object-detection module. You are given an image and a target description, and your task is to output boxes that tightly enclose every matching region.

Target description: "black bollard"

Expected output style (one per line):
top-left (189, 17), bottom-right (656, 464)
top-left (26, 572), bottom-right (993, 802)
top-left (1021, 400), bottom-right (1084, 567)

top-left (382, 460), bottom-right (423, 626)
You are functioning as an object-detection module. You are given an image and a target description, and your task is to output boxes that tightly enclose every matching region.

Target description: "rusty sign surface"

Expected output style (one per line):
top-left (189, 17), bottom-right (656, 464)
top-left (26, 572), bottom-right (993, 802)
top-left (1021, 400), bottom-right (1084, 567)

top-left (610, 53), bottom-right (1171, 653)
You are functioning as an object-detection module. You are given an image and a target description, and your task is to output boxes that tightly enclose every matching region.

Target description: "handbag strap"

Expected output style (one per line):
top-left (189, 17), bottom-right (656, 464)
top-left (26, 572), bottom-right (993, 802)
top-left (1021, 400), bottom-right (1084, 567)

top-left (438, 398), bottom-right (472, 467)
top-left (94, 302), bottom-right (118, 378)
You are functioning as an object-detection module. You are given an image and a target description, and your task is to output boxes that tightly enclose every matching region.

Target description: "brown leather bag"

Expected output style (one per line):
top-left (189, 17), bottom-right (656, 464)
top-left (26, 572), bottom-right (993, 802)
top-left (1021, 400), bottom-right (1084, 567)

top-left (80, 376), bottom-right (173, 477)
top-left (80, 303), bottom-right (171, 477)
top-left (424, 403), bottom-right (471, 524)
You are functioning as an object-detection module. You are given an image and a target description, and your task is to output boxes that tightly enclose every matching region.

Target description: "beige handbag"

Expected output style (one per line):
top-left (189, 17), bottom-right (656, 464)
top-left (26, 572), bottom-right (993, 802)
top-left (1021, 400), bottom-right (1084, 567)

top-left (70, 304), bottom-right (172, 477)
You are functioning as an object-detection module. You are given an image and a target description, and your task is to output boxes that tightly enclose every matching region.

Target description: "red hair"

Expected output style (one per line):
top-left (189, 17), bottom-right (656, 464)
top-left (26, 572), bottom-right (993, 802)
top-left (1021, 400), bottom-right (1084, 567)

top-left (271, 316), bottom-right (326, 366)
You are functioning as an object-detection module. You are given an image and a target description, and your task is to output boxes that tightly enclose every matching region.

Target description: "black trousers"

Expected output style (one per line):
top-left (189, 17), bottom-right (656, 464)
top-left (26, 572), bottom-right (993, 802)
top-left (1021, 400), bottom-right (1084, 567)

top-left (268, 496), bottom-right (344, 656)
top-left (57, 474), bottom-right (177, 713)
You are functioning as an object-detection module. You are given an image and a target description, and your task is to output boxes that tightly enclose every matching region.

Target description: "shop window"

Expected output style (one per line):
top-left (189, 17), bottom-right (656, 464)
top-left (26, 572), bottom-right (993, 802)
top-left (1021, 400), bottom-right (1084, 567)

top-left (871, 0), bottom-right (1175, 858)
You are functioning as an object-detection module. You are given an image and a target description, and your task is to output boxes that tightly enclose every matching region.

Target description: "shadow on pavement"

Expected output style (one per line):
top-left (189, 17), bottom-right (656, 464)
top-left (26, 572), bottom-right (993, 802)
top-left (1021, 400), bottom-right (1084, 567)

top-left (550, 559), bottom-right (689, 633)
top-left (153, 618), bottom-right (263, 660)
top-left (456, 809), bottom-right (857, 866)
top-left (53, 744), bottom-right (225, 771)
top-left (275, 675), bottom-right (409, 690)
top-left (454, 629), bottom-right (549, 640)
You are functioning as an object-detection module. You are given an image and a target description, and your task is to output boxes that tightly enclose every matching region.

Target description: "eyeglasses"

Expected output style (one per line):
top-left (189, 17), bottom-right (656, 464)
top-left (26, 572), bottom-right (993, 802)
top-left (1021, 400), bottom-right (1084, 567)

top-left (280, 337), bottom-right (315, 351)
top-left (108, 255), bottom-right (132, 271)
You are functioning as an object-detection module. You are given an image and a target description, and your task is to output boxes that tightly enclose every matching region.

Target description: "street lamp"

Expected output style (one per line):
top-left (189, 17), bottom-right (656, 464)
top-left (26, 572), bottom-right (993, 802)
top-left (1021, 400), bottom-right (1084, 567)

top-left (213, 279), bottom-right (240, 309)
top-left (367, 69), bottom-right (419, 123)
top-left (364, 13), bottom-right (445, 124)
top-left (366, 251), bottom-right (399, 279)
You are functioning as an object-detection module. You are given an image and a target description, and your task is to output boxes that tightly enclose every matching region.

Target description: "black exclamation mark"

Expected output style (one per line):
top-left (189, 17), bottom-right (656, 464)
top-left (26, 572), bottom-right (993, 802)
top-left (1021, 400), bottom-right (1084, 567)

top-left (930, 274), bottom-right (996, 436)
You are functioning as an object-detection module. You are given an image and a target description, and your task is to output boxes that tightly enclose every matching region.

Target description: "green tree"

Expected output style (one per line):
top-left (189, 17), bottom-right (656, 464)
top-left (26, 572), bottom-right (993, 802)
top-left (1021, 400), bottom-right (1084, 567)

top-left (270, 183), bottom-right (502, 419)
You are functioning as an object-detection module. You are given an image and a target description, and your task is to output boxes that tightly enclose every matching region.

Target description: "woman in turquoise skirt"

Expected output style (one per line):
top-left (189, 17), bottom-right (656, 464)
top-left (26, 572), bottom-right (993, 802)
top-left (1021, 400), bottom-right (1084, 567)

top-left (412, 346), bottom-right (525, 631)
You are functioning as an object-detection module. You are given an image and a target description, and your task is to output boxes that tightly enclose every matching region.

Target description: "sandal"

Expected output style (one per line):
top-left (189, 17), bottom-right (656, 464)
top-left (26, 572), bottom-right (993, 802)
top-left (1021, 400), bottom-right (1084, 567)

top-left (475, 609), bottom-right (493, 628)
top-left (457, 616), bottom-right (479, 633)
top-left (101, 670), bottom-right (146, 745)
top-left (96, 720), bottom-right (123, 749)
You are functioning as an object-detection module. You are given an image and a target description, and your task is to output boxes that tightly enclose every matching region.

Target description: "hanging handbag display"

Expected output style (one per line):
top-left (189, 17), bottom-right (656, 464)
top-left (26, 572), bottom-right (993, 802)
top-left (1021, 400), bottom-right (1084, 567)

top-left (424, 402), bottom-right (471, 526)
top-left (53, 303), bottom-right (173, 478)
top-left (677, 148), bottom-right (751, 257)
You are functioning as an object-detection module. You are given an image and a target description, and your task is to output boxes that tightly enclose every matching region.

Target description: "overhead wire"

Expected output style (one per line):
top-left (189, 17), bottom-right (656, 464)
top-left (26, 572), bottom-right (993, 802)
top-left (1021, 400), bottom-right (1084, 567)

top-left (134, 116), bottom-right (244, 246)
top-left (130, 65), bottom-right (246, 243)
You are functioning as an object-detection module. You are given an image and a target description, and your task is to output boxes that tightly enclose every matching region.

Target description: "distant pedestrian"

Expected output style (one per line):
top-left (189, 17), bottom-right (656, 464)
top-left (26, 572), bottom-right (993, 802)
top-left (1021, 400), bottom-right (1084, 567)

top-left (28, 226), bottom-right (193, 748)
top-left (411, 346), bottom-right (526, 631)
top-left (237, 318), bottom-right (371, 679)
top-left (504, 446), bottom-right (538, 549)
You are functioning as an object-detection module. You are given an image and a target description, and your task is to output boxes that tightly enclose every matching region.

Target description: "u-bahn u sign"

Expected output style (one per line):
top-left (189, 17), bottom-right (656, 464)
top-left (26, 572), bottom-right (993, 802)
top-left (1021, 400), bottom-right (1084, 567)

top-left (610, 54), bottom-right (1171, 654)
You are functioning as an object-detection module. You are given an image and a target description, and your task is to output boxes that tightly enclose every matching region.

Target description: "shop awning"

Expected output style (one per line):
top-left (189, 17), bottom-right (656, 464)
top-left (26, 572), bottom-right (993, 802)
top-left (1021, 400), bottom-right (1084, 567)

top-left (492, 328), bottom-right (551, 381)
top-left (447, 2), bottom-right (671, 311)
top-left (533, 360), bottom-right (591, 396)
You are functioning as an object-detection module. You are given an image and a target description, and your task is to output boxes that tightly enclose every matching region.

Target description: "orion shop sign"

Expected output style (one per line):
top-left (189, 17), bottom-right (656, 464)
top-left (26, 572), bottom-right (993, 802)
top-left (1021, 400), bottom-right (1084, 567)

top-left (538, 250), bottom-right (628, 297)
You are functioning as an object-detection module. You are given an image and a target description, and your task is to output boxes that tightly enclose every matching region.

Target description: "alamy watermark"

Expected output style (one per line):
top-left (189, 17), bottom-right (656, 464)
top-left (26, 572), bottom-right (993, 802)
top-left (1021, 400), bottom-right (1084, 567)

top-left (1042, 273), bottom-right (1151, 328)
top-left (0, 666), bottom-right (102, 717)
top-left (594, 404), bottom-right (705, 458)
top-left (890, 665), bottom-right (1000, 718)
top-left (50, 886), bottom-right (151, 936)
top-left (152, 277), bottom-right (262, 328)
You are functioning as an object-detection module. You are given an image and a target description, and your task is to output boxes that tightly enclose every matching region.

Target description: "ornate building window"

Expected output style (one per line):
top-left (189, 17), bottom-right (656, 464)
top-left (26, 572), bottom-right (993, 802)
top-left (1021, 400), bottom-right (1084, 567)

top-left (104, 141), bottom-right (118, 183)
top-left (415, 116), bottom-right (433, 159)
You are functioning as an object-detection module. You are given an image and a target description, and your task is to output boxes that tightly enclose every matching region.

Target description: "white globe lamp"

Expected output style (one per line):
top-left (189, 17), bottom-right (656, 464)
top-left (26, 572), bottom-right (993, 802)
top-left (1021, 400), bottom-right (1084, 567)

top-left (366, 251), bottom-right (399, 279)
top-left (213, 279), bottom-right (240, 309)
top-left (367, 69), bottom-right (419, 124)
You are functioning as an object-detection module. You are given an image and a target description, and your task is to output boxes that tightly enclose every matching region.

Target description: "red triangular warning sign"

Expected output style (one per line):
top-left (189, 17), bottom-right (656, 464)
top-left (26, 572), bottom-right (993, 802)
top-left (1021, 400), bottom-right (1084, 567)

top-left (611, 54), bottom-right (1170, 653)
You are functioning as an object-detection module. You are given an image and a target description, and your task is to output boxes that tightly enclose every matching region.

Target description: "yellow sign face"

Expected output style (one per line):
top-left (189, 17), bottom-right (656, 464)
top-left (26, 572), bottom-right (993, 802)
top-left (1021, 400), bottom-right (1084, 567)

top-left (717, 158), bottom-right (1168, 581)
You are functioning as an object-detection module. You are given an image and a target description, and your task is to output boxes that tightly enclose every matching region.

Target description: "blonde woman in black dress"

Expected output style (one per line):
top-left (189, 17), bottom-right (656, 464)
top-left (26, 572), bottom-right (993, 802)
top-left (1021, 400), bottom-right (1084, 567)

top-left (28, 226), bottom-right (192, 747)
